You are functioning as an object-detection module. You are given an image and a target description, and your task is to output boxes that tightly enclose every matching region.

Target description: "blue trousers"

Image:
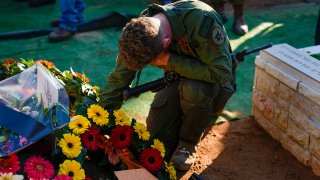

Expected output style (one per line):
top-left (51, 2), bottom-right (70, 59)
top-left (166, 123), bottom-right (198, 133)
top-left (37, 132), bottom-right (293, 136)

top-left (59, 0), bottom-right (85, 32)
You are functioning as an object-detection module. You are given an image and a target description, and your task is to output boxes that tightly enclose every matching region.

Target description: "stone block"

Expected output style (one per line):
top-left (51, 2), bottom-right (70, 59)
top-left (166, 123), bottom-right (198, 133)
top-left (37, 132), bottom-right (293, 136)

top-left (254, 108), bottom-right (280, 140)
top-left (278, 83), bottom-right (295, 103)
top-left (274, 105), bottom-right (288, 131)
top-left (280, 133), bottom-right (311, 166)
top-left (287, 119), bottom-right (309, 149)
top-left (252, 89), bottom-right (275, 120)
top-left (311, 156), bottom-right (320, 176)
top-left (261, 43), bottom-right (320, 91)
top-left (310, 136), bottom-right (320, 159)
top-left (277, 97), bottom-right (290, 111)
top-left (298, 82), bottom-right (320, 107)
top-left (293, 93), bottom-right (320, 121)
top-left (254, 56), bottom-right (267, 70)
top-left (289, 106), bottom-right (320, 138)
top-left (255, 69), bottom-right (280, 100)
top-left (265, 63), bottom-right (299, 90)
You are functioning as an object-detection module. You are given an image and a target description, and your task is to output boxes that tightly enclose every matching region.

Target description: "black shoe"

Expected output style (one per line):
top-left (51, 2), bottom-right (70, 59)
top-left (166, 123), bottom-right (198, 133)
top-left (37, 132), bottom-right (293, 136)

top-left (171, 141), bottom-right (197, 171)
top-left (233, 17), bottom-right (248, 36)
top-left (48, 28), bottom-right (74, 42)
top-left (29, 0), bottom-right (55, 7)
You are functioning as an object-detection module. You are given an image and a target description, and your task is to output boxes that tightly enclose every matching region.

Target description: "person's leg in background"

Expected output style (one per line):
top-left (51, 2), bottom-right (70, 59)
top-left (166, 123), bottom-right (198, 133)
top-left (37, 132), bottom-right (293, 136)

top-left (48, 0), bottom-right (85, 42)
top-left (230, 0), bottom-right (248, 35)
top-left (211, 0), bottom-right (228, 23)
top-left (315, 9), bottom-right (320, 45)
top-left (203, 0), bottom-right (248, 35)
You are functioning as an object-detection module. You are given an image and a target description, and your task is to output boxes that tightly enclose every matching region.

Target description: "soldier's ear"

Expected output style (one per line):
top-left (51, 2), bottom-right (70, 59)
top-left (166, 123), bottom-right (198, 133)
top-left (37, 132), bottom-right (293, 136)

top-left (162, 38), bottom-right (171, 48)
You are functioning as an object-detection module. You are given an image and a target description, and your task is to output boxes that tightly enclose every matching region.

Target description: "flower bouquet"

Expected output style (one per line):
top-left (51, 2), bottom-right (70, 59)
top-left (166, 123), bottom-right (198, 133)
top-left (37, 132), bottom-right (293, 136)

top-left (0, 59), bottom-right (176, 180)
top-left (0, 61), bottom-right (69, 157)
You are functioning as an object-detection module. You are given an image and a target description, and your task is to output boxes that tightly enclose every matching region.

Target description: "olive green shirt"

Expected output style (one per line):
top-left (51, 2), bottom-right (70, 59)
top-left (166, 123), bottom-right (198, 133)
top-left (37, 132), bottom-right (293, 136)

top-left (98, 0), bottom-right (232, 109)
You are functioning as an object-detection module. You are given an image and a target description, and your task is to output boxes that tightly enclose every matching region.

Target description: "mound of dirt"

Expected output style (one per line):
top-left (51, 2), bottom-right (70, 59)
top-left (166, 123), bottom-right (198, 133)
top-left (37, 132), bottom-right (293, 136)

top-left (179, 117), bottom-right (319, 179)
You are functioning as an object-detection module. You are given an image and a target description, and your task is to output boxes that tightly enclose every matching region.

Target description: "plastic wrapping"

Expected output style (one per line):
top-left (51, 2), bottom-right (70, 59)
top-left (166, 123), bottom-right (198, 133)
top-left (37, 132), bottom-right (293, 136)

top-left (0, 62), bottom-right (70, 157)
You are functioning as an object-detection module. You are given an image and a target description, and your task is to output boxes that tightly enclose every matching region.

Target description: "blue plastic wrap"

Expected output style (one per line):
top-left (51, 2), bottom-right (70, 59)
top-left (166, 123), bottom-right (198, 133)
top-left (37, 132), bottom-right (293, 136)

top-left (0, 62), bottom-right (70, 157)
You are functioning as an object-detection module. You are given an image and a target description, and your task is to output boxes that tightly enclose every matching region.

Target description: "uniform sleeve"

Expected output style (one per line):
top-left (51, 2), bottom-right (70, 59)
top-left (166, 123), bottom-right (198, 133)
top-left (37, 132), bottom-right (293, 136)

top-left (166, 40), bottom-right (232, 84)
top-left (98, 55), bottom-right (136, 110)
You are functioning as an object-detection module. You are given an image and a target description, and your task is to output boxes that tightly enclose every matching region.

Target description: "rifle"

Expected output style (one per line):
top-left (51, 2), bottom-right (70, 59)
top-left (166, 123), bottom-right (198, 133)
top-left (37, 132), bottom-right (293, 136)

top-left (122, 43), bottom-right (273, 101)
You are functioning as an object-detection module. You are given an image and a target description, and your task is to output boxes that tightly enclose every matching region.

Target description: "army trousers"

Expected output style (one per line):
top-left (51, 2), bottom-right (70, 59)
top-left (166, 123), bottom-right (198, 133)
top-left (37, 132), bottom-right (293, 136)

top-left (146, 78), bottom-right (231, 155)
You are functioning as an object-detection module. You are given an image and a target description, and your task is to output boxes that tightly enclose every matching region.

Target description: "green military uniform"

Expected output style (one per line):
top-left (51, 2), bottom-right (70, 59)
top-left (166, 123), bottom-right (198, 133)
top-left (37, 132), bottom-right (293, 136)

top-left (98, 0), bottom-right (234, 154)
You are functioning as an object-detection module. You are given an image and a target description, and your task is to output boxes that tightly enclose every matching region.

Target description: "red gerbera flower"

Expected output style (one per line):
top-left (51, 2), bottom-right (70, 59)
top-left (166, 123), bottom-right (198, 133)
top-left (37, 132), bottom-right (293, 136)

top-left (85, 176), bottom-right (92, 180)
top-left (24, 156), bottom-right (54, 180)
top-left (139, 148), bottom-right (163, 173)
top-left (80, 126), bottom-right (100, 151)
top-left (97, 135), bottom-right (113, 155)
top-left (53, 174), bottom-right (73, 180)
top-left (110, 125), bottom-right (133, 149)
top-left (0, 154), bottom-right (20, 174)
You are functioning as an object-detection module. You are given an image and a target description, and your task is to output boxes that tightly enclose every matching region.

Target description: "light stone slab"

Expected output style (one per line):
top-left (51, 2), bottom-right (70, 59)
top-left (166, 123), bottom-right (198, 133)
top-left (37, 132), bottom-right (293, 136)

top-left (298, 82), bottom-right (320, 106)
top-left (300, 45), bottom-right (320, 55)
top-left (260, 43), bottom-right (320, 91)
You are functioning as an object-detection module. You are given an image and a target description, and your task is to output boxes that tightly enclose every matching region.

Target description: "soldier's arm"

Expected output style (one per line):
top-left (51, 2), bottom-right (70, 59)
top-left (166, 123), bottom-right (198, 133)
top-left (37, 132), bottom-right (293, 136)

top-left (98, 55), bottom-right (136, 110)
top-left (166, 11), bottom-right (232, 84)
top-left (166, 42), bottom-right (232, 84)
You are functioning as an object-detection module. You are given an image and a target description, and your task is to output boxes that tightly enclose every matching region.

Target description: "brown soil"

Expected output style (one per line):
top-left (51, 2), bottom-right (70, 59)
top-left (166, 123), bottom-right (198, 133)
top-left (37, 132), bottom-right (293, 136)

top-left (179, 117), bottom-right (319, 179)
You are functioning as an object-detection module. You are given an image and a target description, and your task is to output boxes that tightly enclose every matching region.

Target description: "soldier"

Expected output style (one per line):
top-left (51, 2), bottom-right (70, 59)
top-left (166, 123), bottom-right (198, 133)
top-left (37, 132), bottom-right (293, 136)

top-left (98, 0), bottom-right (235, 171)
top-left (201, 0), bottom-right (248, 35)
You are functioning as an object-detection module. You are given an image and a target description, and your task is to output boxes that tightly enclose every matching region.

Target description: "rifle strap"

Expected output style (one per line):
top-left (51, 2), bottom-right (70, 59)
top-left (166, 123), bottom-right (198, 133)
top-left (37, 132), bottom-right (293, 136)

top-left (169, 5), bottom-right (197, 57)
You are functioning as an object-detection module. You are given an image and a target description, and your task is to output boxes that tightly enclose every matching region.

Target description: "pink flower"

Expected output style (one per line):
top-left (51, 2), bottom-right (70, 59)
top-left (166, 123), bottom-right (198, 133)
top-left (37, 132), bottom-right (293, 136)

top-left (19, 136), bottom-right (29, 146)
top-left (24, 156), bottom-right (54, 180)
top-left (53, 174), bottom-right (73, 180)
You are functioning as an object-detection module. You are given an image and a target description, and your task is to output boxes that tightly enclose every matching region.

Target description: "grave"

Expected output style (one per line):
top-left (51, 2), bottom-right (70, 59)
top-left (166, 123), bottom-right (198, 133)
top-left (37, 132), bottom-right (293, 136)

top-left (252, 43), bottom-right (320, 176)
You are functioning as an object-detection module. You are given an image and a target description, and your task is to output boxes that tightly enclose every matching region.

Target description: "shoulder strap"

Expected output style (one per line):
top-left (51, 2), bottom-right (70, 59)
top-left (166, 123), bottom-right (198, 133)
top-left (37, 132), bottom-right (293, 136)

top-left (166, 4), bottom-right (197, 57)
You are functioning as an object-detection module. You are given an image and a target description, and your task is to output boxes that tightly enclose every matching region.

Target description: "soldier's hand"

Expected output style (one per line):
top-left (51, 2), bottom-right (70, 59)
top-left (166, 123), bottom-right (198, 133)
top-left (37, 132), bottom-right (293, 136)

top-left (149, 51), bottom-right (170, 69)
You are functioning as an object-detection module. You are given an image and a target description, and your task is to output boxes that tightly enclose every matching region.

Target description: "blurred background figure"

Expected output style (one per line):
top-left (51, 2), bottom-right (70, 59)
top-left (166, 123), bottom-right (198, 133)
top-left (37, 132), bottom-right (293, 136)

top-left (148, 0), bottom-right (248, 35)
top-left (14, 0), bottom-right (55, 7)
top-left (315, 9), bottom-right (320, 45)
top-left (201, 0), bottom-right (249, 36)
top-left (48, 0), bottom-right (85, 42)
top-left (148, 0), bottom-right (172, 5)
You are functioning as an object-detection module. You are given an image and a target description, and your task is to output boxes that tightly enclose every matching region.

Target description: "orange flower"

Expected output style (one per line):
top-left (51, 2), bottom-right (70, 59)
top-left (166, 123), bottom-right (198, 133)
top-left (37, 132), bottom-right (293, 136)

top-left (35, 60), bottom-right (55, 68)
top-left (3, 58), bottom-right (16, 69)
top-left (72, 72), bottom-right (89, 83)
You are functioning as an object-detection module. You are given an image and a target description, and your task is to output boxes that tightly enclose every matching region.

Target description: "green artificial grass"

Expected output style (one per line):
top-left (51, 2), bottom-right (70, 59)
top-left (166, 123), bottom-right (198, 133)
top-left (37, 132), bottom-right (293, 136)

top-left (311, 53), bottom-right (320, 60)
top-left (0, 0), bottom-right (319, 121)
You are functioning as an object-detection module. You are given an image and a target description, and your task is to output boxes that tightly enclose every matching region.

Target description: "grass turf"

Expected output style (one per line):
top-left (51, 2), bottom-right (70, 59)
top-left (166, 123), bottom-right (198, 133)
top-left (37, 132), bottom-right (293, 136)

top-left (0, 0), bottom-right (319, 120)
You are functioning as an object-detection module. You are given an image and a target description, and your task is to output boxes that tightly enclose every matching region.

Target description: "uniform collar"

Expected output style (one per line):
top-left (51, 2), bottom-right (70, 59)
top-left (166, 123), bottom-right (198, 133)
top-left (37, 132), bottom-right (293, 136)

top-left (147, 4), bottom-right (186, 41)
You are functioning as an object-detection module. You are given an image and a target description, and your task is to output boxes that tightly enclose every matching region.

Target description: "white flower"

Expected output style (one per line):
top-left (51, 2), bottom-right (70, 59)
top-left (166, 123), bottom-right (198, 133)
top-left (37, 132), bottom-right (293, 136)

top-left (0, 172), bottom-right (24, 180)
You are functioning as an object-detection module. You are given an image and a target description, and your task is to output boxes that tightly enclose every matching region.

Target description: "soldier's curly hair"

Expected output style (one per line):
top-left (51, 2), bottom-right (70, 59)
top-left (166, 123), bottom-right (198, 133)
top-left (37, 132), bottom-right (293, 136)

top-left (118, 17), bottom-right (165, 70)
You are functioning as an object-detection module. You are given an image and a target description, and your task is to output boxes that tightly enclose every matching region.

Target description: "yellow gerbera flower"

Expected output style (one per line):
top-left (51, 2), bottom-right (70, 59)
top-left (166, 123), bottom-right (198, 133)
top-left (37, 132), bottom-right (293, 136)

top-left (151, 139), bottom-right (165, 157)
top-left (113, 109), bottom-right (131, 126)
top-left (58, 160), bottom-right (85, 180)
top-left (68, 115), bottom-right (91, 135)
top-left (58, 134), bottom-right (82, 158)
top-left (133, 122), bottom-right (150, 141)
top-left (87, 104), bottom-right (109, 126)
top-left (165, 162), bottom-right (177, 180)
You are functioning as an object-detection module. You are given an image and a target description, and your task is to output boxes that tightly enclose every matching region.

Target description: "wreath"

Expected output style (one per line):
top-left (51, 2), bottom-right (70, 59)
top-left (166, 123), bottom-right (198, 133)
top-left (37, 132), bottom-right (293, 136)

top-left (0, 58), bottom-right (177, 180)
